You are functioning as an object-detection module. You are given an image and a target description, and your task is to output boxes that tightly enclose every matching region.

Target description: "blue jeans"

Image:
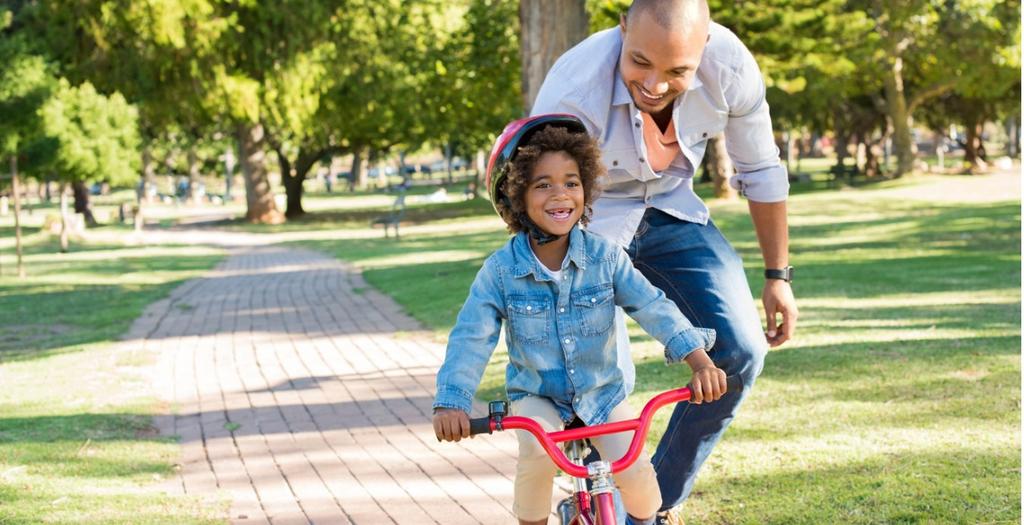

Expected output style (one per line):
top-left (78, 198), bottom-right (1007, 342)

top-left (626, 209), bottom-right (767, 511)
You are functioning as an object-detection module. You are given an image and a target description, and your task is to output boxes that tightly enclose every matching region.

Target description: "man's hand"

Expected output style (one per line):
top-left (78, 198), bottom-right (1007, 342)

top-left (433, 408), bottom-right (471, 442)
top-left (763, 279), bottom-right (797, 347)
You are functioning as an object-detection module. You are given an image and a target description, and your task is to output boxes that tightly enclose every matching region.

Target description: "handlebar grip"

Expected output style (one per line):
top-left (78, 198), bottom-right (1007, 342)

top-left (469, 417), bottom-right (492, 435)
top-left (726, 374), bottom-right (743, 393)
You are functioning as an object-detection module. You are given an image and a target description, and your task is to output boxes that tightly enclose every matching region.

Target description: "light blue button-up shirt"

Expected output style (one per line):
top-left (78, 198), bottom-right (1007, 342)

top-left (433, 227), bottom-right (716, 425)
top-left (532, 23), bottom-right (790, 247)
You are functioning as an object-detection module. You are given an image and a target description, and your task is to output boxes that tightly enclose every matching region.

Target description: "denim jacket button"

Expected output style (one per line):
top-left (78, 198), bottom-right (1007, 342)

top-left (526, 305), bottom-right (532, 311)
top-left (590, 298), bottom-right (596, 303)
top-left (564, 338), bottom-right (571, 345)
top-left (559, 307), bottom-right (565, 313)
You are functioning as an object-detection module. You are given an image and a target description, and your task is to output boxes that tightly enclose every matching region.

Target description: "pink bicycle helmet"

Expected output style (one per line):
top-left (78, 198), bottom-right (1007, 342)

top-left (485, 114), bottom-right (588, 214)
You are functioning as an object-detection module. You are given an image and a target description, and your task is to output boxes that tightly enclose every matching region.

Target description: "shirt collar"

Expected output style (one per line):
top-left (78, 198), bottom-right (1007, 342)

top-left (612, 69), bottom-right (631, 106)
top-left (511, 226), bottom-right (588, 279)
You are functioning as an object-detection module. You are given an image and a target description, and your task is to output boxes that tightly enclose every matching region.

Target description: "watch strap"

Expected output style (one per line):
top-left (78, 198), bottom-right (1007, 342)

top-left (765, 266), bottom-right (793, 282)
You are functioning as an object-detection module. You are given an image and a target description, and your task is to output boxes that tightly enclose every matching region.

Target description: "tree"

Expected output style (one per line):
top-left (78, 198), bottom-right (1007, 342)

top-left (0, 8), bottom-right (54, 276)
top-left (39, 79), bottom-right (140, 238)
top-left (520, 0), bottom-right (589, 112)
top-left (429, 0), bottom-right (522, 197)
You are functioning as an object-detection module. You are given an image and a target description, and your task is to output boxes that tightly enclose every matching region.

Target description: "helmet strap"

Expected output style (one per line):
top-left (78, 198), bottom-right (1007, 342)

top-left (517, 212), bottom-right (561, 246)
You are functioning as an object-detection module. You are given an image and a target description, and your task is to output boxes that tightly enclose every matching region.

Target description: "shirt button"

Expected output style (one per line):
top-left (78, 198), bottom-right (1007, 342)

top-left (635, 122), bottom-right (640, 128)
top-left (563, 275), bottom-right (568, 280)
top-left (590, 298), bottom-right (597, 303)
top-left (638, 157), bottom-right (645, 163)
top-left (526, 305), bottom-right (532, 311)
top-left (702, 132), bottom-right (708, 137)
top-left (564, 338), bottom-right (571, 345)
top-left (569, 369), bottom-right (575, 374)
top-left (559, 307), bottom-right (565, 313)
top-left (612, 160), bottom-right (619, 166)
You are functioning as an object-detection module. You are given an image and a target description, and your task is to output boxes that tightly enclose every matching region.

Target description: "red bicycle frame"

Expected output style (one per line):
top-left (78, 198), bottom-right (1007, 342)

top-left (469, 376), bottom-right (740, 525)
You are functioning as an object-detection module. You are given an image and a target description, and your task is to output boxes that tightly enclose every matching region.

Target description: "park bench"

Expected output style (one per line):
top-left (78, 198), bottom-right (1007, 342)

top-left (371, 193), bottom-right (406, 239)
top-left (827, 163), bottom-right (859, 187)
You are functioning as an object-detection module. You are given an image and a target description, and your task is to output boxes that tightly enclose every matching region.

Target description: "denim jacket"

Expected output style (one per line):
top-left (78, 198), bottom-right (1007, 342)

top-left (433, 226), bottom-right (716, 425)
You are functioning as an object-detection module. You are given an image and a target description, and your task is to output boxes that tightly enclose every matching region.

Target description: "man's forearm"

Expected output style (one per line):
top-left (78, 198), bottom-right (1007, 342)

top-left (747, 200), bottom-right (789, 268)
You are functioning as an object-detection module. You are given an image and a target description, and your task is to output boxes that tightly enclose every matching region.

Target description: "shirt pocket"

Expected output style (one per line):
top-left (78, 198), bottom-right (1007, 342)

top-left (678, 110), bottom-right (728, 149)
top-left (507, 295), bottom-right (551, 345)
top-left (601, 148), bottom-right (641, 184)
top-left (573, 285), bottom-right (615, 337)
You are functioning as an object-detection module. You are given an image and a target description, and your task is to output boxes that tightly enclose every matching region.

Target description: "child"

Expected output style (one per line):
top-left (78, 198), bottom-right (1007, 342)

top-left (433, 114), bottom-right (727, 525)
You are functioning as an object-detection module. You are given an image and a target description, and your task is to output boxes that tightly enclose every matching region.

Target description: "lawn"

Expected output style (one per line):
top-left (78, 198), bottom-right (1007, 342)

top-left (0, 229), bottom-right (226, 524)
top-left (299, 172), bottom-right (1021, 524)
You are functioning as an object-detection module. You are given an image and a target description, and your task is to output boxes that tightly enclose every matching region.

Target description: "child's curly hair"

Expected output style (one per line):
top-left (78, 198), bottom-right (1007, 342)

top-left (495, 126), bottom-right (604, 233)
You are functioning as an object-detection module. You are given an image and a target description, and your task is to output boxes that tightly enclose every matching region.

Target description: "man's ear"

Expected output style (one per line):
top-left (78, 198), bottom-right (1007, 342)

top-left (619, 13), bottom-right (627, 33)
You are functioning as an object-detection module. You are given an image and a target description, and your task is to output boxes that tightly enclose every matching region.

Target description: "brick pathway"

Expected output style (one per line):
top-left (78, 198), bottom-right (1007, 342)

top-left (143, 244), bottom-right (564, 524)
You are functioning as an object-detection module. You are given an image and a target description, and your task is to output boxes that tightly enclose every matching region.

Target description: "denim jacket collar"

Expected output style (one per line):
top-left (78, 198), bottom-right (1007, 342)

top-left (511, 226), bottom-right (588, 280)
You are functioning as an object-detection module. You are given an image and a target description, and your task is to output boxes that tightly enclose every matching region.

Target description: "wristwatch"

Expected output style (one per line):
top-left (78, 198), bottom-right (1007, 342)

top-left (765, 266), bottom-right (794, 282)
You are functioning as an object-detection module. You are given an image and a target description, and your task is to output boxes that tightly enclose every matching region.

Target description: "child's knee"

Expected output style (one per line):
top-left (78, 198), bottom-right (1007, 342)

top-left (615, 459), bottom-right (661, 518)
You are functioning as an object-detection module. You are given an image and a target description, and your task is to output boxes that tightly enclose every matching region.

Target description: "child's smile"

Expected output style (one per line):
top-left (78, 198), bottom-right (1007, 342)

top-left (525, 151), bottom-right (585, 237)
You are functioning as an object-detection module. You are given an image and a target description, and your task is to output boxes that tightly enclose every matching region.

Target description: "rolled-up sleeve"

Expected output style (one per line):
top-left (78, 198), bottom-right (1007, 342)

top-left (433, 259), bottom-right (505, 414)
top-left (723, 46), bottom-right (790, 203)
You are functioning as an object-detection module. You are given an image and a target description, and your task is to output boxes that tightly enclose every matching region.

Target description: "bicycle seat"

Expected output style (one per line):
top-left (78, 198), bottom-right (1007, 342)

top-left (565, 417), bottom-right (587, 430)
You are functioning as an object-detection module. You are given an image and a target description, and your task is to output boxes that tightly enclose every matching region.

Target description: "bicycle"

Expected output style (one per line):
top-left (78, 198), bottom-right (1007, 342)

top-left (468, 375), bottom-right (741, 524)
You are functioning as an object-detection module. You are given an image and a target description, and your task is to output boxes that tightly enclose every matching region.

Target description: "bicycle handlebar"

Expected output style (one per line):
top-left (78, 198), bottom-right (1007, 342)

top-left (469, 375), bottom-right (742, 478)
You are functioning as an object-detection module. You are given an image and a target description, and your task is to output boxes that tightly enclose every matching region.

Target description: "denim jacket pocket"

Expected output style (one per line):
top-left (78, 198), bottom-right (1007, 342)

top-left (573, 285), bottom-right (615, 336)
top-left (508, 295), bottom-right (551, 344)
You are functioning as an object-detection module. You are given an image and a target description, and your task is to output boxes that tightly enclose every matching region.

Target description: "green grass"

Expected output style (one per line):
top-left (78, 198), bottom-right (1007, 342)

top-left (302, 173), bottom-right (1021, 524)
top-left (0, 232), bottom-right (226, 524)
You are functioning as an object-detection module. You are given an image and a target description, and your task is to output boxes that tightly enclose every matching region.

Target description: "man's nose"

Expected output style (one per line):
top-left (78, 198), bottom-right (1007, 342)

top-left (644, 75), bottom-right (669, 95)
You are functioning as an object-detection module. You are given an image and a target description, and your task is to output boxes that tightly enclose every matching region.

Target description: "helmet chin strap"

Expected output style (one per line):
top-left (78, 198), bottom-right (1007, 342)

top-left (501, 195), bottom-right (561, 246)
top-left (519, 213), bottom-right (561, 246)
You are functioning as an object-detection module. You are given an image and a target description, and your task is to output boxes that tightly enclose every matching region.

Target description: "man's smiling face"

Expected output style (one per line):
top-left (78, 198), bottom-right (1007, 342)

top-left (618, 10), bottom-right (709, 115)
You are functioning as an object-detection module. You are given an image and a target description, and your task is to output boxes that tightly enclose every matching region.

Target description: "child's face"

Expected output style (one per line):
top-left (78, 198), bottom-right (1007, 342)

top-left (524, 151), bottom-right (585, 237)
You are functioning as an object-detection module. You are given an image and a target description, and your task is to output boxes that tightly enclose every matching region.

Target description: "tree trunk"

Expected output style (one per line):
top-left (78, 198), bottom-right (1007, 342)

top-left (834, 128), bottom-right (849, 169)
top-left (187, 146), bottom-right (203, 203)
top-left (863, 137), bottom-right (883, 178)
top-left (1006, 115), bottom-right (1019, 157)
top-left (59, 183), bottom-right (70, 253)
top-left (237, 122), bottom-right (283, 224)
top-left (352, 148), bottom-right (366, 191)
top-left (706, 133), bottom-right (738, 200)
top-left (444, 142), bottom-right (453, 185)
top-left (964, 119), bottom-right (988, 174)
top-left (472, 150), bottom-right (486, 199)
top-left (519, 0), bottom-right (589, 112)
top-left (141, 146), bottom-right (156, 203)
top-left (71, 180), bottom-right (98, 227)
top-left (11, 156), bottom-right (25, 278)
top-left (882, 55), bottom-right (915, 177)
top-left (277, 149), bottom-right (305, 219)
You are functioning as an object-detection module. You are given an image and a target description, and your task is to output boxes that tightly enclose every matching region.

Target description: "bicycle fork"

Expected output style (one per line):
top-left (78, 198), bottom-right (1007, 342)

top-left (557, 440), bottom-right (617, 525)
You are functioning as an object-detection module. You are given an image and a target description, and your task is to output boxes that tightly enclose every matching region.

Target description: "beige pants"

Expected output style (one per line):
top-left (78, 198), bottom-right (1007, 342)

top-left (511, 396), bottom-right (662, 521)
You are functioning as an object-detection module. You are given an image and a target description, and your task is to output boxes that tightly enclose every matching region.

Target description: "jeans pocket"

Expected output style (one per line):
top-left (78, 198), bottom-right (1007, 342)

top-left (573, 285), bottom-right (615, 336)
top-left (508, 296), bottom-right (551, 344)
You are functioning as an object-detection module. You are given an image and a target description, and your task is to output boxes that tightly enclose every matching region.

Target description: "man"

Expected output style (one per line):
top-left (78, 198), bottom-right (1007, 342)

top-left (531, 0), bottom-right (798, 522)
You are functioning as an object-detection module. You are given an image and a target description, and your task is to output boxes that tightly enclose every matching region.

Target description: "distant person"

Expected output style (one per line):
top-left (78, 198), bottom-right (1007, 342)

top-left (432, 115), bottom-right (726, 525)
top-left (531, 0), bottom-right (798, 521)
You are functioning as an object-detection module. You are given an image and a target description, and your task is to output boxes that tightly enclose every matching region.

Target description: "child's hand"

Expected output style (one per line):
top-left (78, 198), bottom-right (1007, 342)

top-left (684, 348), bottom-right (728, 404)
top-left (689, 364), bottom-right (727, 404)
top-left (433, 408), bottom-right (471, 442)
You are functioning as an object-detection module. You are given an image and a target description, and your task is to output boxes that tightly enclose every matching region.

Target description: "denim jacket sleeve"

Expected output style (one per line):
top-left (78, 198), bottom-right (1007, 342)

top-left (433, 258), bottom-right (506, 414)
top-left (611, 249), bottom-right (716, 363)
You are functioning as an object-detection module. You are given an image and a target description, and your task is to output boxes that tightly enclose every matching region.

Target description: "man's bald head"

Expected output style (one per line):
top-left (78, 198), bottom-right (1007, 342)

top-left (625, 0), bottom-right (710, 35)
